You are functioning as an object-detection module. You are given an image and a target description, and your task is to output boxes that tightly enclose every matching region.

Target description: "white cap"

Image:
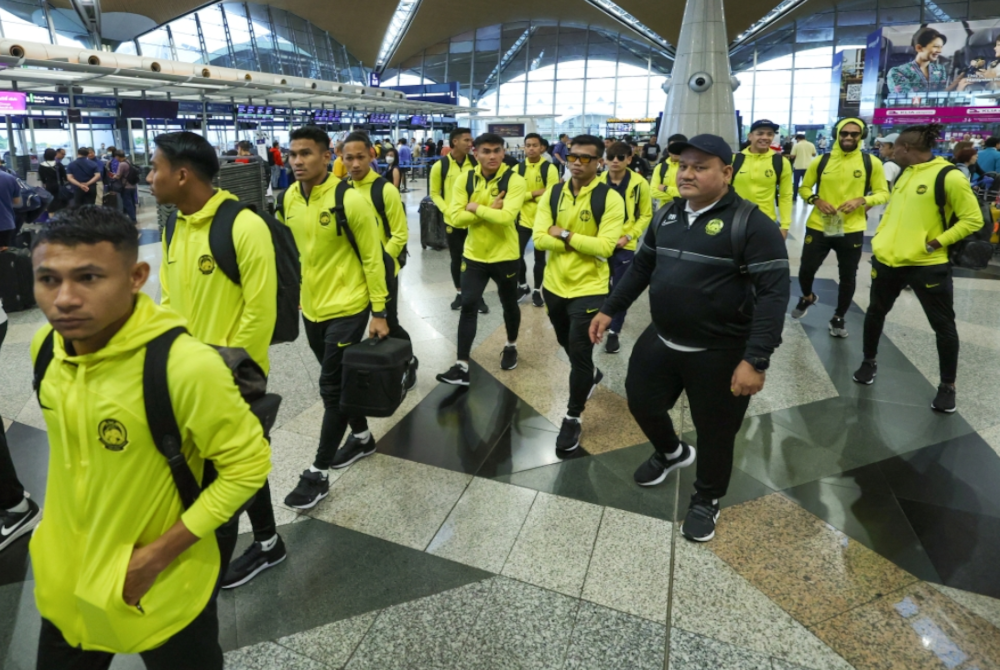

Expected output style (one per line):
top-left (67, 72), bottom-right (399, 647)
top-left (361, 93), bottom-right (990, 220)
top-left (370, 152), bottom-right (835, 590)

top-left (876, 133), bottom-right (900, 144)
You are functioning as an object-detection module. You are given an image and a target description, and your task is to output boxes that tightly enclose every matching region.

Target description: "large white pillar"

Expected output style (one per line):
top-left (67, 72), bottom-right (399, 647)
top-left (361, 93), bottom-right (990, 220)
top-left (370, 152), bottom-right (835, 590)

top-left (658, 0), bottom-right (740, 150)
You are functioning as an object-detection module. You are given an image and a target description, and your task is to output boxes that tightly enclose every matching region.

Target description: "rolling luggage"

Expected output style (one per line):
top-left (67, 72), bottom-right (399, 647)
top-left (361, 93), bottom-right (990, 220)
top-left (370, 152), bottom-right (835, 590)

top-left (0, 248), bottom-right (35, 312)
top-left (419, 196), bottom-right (447, 250)
top-left (339, 337), bottom-right (413, 418)
top-left (102, 191), bottom-right (123, 213)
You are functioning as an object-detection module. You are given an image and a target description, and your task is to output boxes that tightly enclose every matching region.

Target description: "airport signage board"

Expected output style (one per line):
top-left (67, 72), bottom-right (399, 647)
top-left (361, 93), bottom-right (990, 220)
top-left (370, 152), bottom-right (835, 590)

top-left (873, 106), bottom-right (1000, 124)
top-left (26, 93), bottom-right (69, 107)
top-left (0, 91), bottom-right (26, 113)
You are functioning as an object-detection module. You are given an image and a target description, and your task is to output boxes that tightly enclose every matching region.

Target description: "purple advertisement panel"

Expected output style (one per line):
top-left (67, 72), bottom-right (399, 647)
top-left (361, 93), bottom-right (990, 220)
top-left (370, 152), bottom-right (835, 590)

top-left (874, 106), bottom-right (1000, 124)
top-left (0, 91), bottom-right (26, 113)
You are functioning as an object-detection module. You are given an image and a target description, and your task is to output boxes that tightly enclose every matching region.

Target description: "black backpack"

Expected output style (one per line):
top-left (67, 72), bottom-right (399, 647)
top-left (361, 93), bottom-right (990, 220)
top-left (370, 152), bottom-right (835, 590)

top-left (125, 162), bottom-right (140, 186)
top-left (166, 200), bottom-right (301, 345)
top-left (33, 328), bottom-right (281, 510)
top-left (366, 176), bottom-right (409, 269)
top-left (547, 181), bottom-right (611, 229)
top-left (814, 152), bottom-right (873, 197)
top-left (933, 165), bottom-right (993, 270)
top-left (330, 180), bottom-right (399, 285)
top-left (517, 160), bottom-right (553, 188)
top-left (732, 152), bottom-right (784, 197)
top-left (437, 153), bottom-right (478, 197)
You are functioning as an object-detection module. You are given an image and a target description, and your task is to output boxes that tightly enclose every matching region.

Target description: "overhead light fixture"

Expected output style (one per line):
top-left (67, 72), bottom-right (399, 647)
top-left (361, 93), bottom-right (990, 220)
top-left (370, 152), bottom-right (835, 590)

top-left (584, 0), bottom-right (672, 53)
top-left (374, 0), bottom-right (423, 73)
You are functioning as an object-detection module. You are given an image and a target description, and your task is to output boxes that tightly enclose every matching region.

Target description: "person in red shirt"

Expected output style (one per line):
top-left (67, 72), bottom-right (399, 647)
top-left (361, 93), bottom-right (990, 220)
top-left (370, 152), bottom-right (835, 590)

top-left (268, 141), bottom-right (284, 189)
top-left (235, 141), bottom-right (253, 164)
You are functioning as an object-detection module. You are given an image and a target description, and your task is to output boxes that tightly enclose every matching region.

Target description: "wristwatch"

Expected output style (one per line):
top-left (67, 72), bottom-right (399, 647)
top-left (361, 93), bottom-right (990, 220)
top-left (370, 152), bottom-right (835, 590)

top-left (560, 230), bottom-right (571, 241)
top-left (745, 357), bottom-right (770, 372)
top-left (372, 310), bottom-right (389, 319)
top-left (625, 234), bottom-right (633, 242)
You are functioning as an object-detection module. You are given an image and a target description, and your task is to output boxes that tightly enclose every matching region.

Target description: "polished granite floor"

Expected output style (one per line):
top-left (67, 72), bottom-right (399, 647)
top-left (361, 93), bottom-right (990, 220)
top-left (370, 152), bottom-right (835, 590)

top-left (1, 189), bottom-right (999, 669)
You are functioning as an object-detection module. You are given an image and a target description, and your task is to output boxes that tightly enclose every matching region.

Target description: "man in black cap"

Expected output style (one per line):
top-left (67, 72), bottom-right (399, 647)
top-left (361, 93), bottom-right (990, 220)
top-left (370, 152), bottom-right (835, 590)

top-left (590, 134), bottom-right (789, 543)
top-left (731, 120), bottom-right (793, 238)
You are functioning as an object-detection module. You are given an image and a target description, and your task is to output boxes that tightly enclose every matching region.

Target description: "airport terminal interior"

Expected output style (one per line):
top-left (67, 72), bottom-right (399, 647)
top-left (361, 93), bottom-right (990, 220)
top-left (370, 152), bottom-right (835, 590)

top-left (1, 0), bottom-right (1000, 668)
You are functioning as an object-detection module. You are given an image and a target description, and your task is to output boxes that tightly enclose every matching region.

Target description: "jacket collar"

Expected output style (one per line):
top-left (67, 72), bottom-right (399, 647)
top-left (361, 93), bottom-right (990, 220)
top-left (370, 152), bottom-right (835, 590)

top-left (298, 173), bottom-right (337, 202)
top-left (675, 187), bottom-right (738, 219)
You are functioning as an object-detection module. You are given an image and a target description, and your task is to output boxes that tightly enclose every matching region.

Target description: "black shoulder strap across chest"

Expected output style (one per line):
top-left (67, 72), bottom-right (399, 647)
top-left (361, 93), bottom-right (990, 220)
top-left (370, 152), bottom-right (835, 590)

top-left (32, 329), bottom-right (56, 407)
top-left (549, 182), bottom-right (565, 223)
top-left (333, 179), bottom-right (362, 263)
top-left (814, 153), bottom-right (833, 194)
top-left (164, 200), bottom-right (245, 286)
top-left (590, 182), bottom-right (609, 226)
top-left (732, 153), bottom-right (746, 179)
top-left (658, 160), bottom-right (670, 181)
top-left (934, 165), bottom-right (960, 227)
top-left (772, 153), bottom-right (783, 185)
top-left (275, 188), bottom-right (287, 218)
top-left (731, 199), bottom-right (758, 276)
top-left (439, 156), bottom-right (450, 195)
top-left (369, 176), bottom-right (391, 239)
top-left (862, 152), bottom-right (873, 195)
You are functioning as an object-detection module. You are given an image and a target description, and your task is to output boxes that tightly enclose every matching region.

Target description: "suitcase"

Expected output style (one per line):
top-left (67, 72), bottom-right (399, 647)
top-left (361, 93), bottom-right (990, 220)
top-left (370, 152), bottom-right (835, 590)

top-left (102, 191), bottom-right (123, 213)
top-left (339, 337), bottom-right (413, 418)
top-left (0, 248), bottom-right (35, 312)
top-left (419, 196), bottom-right (447, 250)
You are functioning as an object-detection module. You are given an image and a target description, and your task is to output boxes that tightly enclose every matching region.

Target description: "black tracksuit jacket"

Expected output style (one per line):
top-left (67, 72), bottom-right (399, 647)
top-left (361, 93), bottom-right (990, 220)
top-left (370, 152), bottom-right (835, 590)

top-left (601, 188), bottom-right (790, 361)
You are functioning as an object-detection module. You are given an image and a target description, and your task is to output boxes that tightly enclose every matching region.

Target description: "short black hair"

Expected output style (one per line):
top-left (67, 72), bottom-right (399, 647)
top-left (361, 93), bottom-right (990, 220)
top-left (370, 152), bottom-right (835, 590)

top-left (913, 26), bottom-right (946, 49)
top-left (667, 134), bottom-right (688, 145)
top-left (237, 140), bottom-right (253, 153)
top-left (524, 133), bottom-right (543, 144)
top-left (343, 131), bottom-right (373, 149)
top-left (559, 133), bottom-right (569, 140)
top-left (570, 134), bottom-right (604, 158)
top-left (153, 131), bottom-right (220, 182)
top-left (289, 125), bottom-right (331, 151)
top-left (608, 141), bottom-right (631, 158)
top-left (449, 128), bottom-right (472, 147)
top-left (272, 140), bottom-right (280, 147)
top-left (474, 132), bottom-right (505, 148)
top-left (540, 138), bottom-right (550, 149)
top-left (43, 148), bottom-right (56, 161)
top-left (986, 137), bottom-right (999, 149)
top-left (77, 147), bottom-right (89, 157)
top-left (33, 205), bottom-right (138, 257)
top-left (897, 123), bottom-right (943, 152)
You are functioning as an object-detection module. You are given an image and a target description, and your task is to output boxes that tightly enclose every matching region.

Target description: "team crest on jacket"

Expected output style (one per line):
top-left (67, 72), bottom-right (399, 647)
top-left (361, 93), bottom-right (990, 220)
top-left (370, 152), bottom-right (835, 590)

top-left (916, 185), bottom-right (928, 195)
top-left (446, 226), bottom-right (454, 234)
top-left (98, 419), bottom-right (128, 451)
top-left (805, 235), bottom-right (813, 244)
top-left (705, 219), bottom-right (724, 236)
top-left (198, 255), bottom-right (215, 274)
top-left (491, 187), bottom-right (500, 197)
top-left (765, 169), bottom-right (774, 178)
top-left (580, 210), bottom-right (592, 222)
top-left (319, 212), bottom-right (332, 227)
top-left (853, 170), bottom-right (863, 178)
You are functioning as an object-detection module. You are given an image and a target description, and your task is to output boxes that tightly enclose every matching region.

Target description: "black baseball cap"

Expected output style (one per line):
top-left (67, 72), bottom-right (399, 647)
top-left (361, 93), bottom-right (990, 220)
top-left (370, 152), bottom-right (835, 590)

top-left (667, 134), bottom-right (734, 165)
top-left (750, 119), bottom-right (780, 133)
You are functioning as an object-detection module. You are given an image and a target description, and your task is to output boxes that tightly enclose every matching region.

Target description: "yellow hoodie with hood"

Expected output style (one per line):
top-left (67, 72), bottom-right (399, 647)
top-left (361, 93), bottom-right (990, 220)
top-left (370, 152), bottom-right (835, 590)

top-left (160, 188), bottom-right (277, 375)
top-left (798, 118), bottom-right (890, 234)
top-left (650, 158), bottom-right (681, 204)
top-left (29, 292), bottom-right (271, 654)
top-left (732, 147), bottom-right (794, 228)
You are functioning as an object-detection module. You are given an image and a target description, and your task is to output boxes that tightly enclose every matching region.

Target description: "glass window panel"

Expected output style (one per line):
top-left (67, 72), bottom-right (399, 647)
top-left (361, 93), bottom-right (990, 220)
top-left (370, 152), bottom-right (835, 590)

top-left (757, 51), bottom-right (794, 70)
top-left (198, 7), bottom-right (231, 66)
top-left (614, 77), bottom-right (649, 119)
top-left (587, 60), bottom-right (617, 77)
top-left (587, 78), bottom-right (615, 117)
top-left (797, 12), bottom-right (834, 29)
top-left (138, 27), bottom-right (173, 60)
top-left (754, 70), bottom-right (792, 88)
top-left (476, 25), bottom-right (500, 40)
top-left (796, 29), bottom-right (834, 43)
top-left (837, 10), bottom-right (877, 26)
top-left (450, 40), bottom-right (473, 54)
top-left (880, 6), bottom-right (921, 24)
top-left (556, 59), bottom-right (585, 79)
top-left (932, 3), bottom-right (969, 20)
top-left (525, 80), bottom-right (552, 115)
top-left (0, 3), bottom-right (52, 44)
top-left (170, 14), bottom-right (204, 63)
top-left (794, 47), bottom-right (833, 69)
top-left (223, 5), bottom-right (256, 71)
top-left (117, 41), bottom-right (138, 55)
top-left (476, 38), bottom-right (500, 52)
top-left (555, 78), bottom-right (584, 120)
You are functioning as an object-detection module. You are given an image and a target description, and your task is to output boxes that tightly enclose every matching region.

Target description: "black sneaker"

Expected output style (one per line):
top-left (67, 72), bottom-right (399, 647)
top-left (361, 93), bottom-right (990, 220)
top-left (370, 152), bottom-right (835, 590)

top-left (829, 316), bottom-right (848, 338)
top-left (500, 345), bottom-right (518, 370)
top-left (588, 368), bottom-right (604, 400)
top-left (682, 494), bottom-right (721, 542)
top-left (436, 364), bottom-right (470, 386)
top-left (284, 470), bottom-right (330, 509)
top-left (451, 294), bottom-right (462, 311)
top-left (931, 384), bottom-right (957, 413)
top-left (221, 536), bottom-right (287, 589)
top-left (556, 418), bottom-right (582, 453)
top-left (852, 360), bottom-right (877, 385)
top-left (791, 294), bottom-right (818, 319)
top-left (517, 284), bottom-right (531, 303)
top-left (0, 497), bottom-right (41, 553)
top-left (477, 297), bottom-right (490, 314)
top-left (532, 290), bottom-right (544, 308)
top-left (633, 442), bottom-right (697, 487)
top-left (331, 434), bottom-right (376, 469)
top-left (404, 356), bottom-right (419, 391)
top-left (605, 332), bottom-right (621, 354)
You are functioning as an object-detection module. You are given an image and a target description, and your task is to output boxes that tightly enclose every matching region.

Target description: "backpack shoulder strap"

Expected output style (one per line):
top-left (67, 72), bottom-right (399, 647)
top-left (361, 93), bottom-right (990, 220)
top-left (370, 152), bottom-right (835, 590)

top-left (208, 199), bottom-right (245, 286)
top-left (370, 176), bottom-right (391, 239)
top-left (498, 168), bottom-right (514, 195)
top-left (549, 182), bottom-right (565, 223)
top-left (439, 155), bottom-right (450, 195)
top-left (143, 326), bottom-right (202, 510)
top-left (935, 165), bottom-right (959, 228)
top-left (658, 160), bottom-right (669, 181)
top-left (275, 188), bottom-right (287, 219)
top-left (863, 153), bottom-right (873, 195)
top-left (469, 154), bottom-right (478, 167)
top-left (165, 211), bottom-right (178, 250)
top-left (732, 153), bottom-right (746, 182)
top-left (815, 153), bottom-right (832, 194)
top-left (517, 162), bottom-right (527, 177)
top-left (540, 161), bottom-right (551, 187)
top-left (591, 182), bottom-right (609, 227)
top-left (731, 199), bottom-right (757, 276)
top-left (333, 179), bottom-right (362, 263)
top-left (32, 329), bottom-right (56, 406)
top-left (466, 170), bottom-right (477, 198)
top-left (772, 153), bottom-right (783, 181)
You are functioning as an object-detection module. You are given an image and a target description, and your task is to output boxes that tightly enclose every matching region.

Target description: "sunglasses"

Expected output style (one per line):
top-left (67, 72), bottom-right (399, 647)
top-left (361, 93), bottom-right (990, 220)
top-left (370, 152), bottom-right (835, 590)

top-left (608, 154), bottom-right (629, 163)
top-left (567, 153), bottom-right (597, 164)
top-left (839, 131), bottom-right (862, 138)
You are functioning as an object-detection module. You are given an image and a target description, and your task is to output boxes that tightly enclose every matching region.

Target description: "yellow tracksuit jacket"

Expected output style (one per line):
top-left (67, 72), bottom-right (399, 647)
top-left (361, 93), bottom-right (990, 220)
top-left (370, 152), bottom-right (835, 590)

top-left (533, 178), bottom-right (625, 298)
top-left (799, 121), bottom-right (890, 234)
top-left (650, 159), bottom-right (681, 204)
top-left (872, 157), bottom-right (985, 267)
top-left (29, 293), bottom-right (271, 654)
top-left (429, 153), bottom-right (477, 226)
top-left (517, 158), bottom-right (561, 229)
top-left (160, 189), bottom-right (277, 375)
top-left (350, 168), bottom-right (408, 276)
top-left (732, 148), bottom-right (794, 228)
top-left (599, 170), bottom-right (653, 251)
top-left (278, 176), bottom-right (387, 320)
top-left (448, 163), bottom-right (527, 263)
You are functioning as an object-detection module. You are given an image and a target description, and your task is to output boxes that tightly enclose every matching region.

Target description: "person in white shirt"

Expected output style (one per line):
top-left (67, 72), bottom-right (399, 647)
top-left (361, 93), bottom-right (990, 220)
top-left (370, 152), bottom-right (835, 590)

top-left (789, 134), bottom-right (817, 199)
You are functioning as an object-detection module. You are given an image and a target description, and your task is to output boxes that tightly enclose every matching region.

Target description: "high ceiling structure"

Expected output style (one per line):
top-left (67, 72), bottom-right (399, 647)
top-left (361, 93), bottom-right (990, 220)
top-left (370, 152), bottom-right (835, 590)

top-left (46, 0), bottom-right (814, 67)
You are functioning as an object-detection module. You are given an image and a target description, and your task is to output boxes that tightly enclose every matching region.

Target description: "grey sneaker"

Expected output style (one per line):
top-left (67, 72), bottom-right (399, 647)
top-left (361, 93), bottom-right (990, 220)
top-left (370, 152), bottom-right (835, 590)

top-left (829, 316), bottom-right (848, 338)
top-left (791, 294), bottom-right (818, 319)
